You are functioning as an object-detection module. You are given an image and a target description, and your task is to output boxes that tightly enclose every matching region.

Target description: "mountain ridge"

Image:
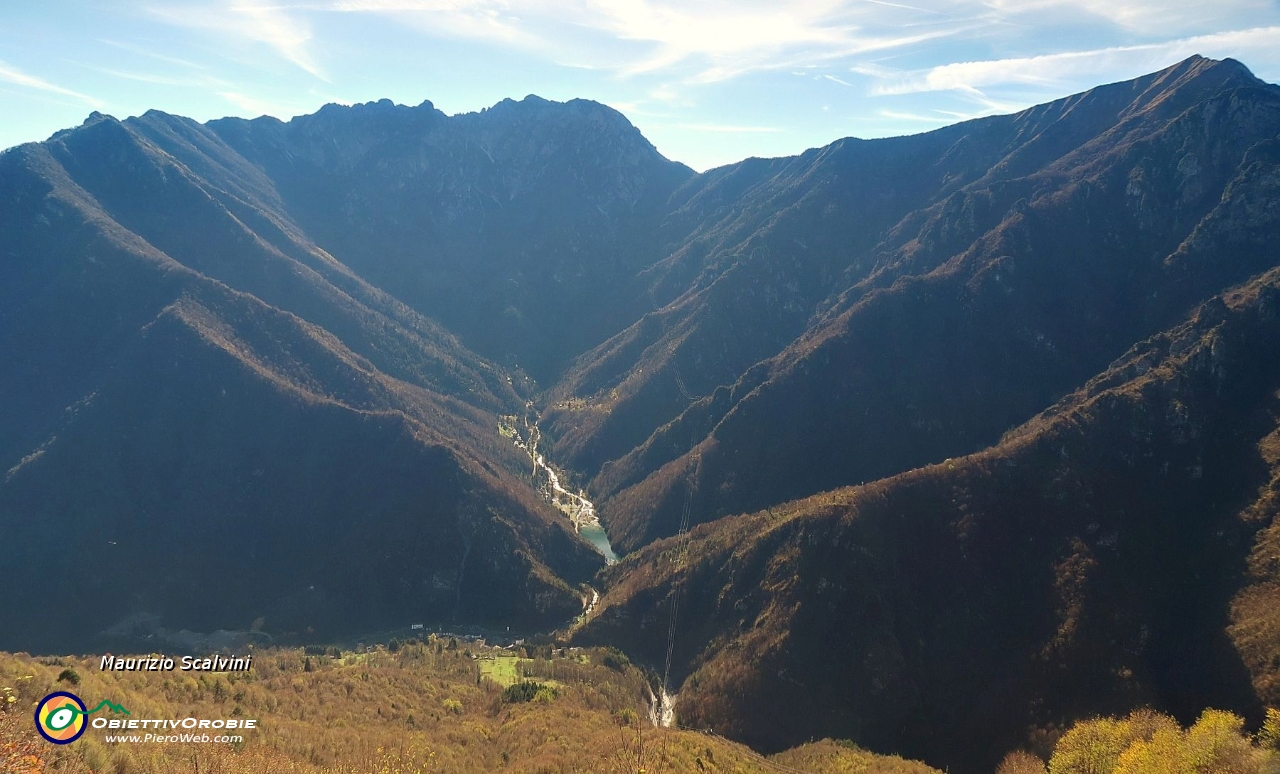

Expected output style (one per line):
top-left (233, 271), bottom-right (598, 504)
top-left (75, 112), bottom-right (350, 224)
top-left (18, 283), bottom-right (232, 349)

top-left (573, 54), bottom-right (1280, 552)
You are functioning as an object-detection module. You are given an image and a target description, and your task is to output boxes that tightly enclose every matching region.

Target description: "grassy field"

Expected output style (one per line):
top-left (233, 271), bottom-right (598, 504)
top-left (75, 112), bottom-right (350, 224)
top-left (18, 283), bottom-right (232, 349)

top-left (0, 641), bottom-right (939, 774)
top-left (476, 652), bottom-right (523, 687)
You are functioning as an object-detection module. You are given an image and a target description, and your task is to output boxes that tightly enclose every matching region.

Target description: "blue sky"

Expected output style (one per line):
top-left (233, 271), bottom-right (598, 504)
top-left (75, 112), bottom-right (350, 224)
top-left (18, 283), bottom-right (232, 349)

top-left (2, 1), bottom-right (1278, 171)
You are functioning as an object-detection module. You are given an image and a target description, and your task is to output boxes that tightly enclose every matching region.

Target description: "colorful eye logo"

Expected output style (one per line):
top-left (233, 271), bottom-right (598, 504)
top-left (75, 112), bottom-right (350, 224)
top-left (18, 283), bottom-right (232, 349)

top-left (35, 691), bottom-right (88, 744)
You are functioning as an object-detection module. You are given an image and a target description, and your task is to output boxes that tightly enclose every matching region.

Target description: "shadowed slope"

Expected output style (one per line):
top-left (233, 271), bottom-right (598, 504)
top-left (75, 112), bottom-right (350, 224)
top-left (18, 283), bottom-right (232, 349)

top-left (579, 266), bottom-right (1280, 773)
top-left (209, 96), bottom-right (694, 383)
top-left (0, 105), bottom-right (604, 652)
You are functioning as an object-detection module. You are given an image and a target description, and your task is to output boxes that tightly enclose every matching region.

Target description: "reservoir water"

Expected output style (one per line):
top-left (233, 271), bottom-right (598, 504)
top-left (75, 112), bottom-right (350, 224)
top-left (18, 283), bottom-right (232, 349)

top-left (577, 523), bottom-right (618, 563)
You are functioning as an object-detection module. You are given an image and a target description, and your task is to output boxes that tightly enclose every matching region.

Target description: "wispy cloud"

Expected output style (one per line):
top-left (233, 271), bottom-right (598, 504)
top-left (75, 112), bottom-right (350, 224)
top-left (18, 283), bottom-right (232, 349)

top-left (0, 60), bottom-right (100, 107)
top-left (150, 2), bottom-right (327, 80)
top-left (671, 123), bottom-right (781, 133)
top-left (600, 5), bottom-right (974, 83)
top-left (877, 108), bottom-right (953, 123)
top-left (647, 83), bottom-right (690, 105)
top-left (876, 104), bottom-right (1011, 125)
top-left (93, 68), bottom-right (231, 89)
top-left (97, 39), bottom-right (208, 71)
top-left (332, 0), bottom-right (541, 46)
top-left (145, 1), bottom-right (1274, 98)
top-left (848, 62), bottom-right (902, 79)
top-left (218, 90), bottom-right (309, 117)
top-left (870, 25), bottom-right (1280, 97)
top-left (983, 0), bottom-right (1271, 37)
top-left (314, 0), bottom-right (1278, 88)
top-left (313, 0), bottom-right (977, 84)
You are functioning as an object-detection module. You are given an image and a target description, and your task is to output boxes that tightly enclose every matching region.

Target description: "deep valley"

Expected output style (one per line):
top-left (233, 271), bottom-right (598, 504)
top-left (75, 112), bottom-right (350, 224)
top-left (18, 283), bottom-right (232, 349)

top-left (2, 54), bottom-right (1279, 773)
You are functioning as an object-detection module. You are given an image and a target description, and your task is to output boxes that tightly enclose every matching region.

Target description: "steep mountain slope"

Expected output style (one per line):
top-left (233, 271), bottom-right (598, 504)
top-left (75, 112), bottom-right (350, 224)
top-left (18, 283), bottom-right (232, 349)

top-left (0, 113), bottom-right (517, 470)
top-left (580, 56), bottom-right (1280, 552)
top-left (578, 266), bottom-right (1280, 773)
top-left (0, 105), bottom-right (604, 652)
top-left (542, 58), bottom-right (1249, 482)
top-left (208, 96), bottom-right (694, 383)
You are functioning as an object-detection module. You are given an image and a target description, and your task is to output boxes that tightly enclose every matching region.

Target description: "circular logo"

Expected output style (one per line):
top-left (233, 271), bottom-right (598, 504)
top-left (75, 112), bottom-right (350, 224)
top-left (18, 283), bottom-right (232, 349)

top-left (34, 691), bottom-right (87, 744)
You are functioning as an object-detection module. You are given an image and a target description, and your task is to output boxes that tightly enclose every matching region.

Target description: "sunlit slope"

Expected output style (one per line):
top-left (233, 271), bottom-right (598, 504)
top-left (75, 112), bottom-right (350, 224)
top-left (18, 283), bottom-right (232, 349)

top-left (581, 265), bottom-right (1280, 772)
top-left (0, 646), bottom-right (941, 774)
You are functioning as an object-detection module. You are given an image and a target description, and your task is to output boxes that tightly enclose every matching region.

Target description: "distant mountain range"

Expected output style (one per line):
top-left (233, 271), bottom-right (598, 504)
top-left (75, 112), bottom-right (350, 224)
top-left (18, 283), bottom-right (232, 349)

top-left (2, 54), bottom-right (1277, 774)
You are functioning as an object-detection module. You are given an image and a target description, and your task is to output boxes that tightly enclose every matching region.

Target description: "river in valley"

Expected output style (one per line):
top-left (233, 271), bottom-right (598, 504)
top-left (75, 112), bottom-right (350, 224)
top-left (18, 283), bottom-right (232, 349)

top-left (500, 409), bottom-right (618, 564)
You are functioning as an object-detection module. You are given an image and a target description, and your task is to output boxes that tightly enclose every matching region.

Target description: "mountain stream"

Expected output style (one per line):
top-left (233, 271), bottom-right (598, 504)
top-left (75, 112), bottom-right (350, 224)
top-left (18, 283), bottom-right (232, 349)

top-left (500, 408), bottom-right (618, 564)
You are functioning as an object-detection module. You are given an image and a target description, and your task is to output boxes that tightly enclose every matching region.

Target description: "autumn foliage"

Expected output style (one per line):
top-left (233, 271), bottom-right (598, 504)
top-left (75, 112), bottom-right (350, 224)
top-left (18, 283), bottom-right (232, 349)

top-left (998, 708), bottom-right (1280, 774)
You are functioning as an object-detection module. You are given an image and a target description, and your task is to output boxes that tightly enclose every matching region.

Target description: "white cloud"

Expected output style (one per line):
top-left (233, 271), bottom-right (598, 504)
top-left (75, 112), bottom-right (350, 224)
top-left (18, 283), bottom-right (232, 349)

top-left (877, 108), bottom-right (952, 123)
top-left (329, 0), bottom-right (543, 48)
top-left (848, 62), bottom-right (901, 79)
top-left (983, 0), bottom-right (1271, 37)
top-left (148, 1), bottom-right (1275, 95)
top-left (0, 60), bottom-right (100, 107)
top-left (315, 0), bottom-right (975, 83)
top-left (137, 0), bottom-right (1280, 96)
top-left (597, 3), bottom-right (973, 83)
top-left (672, 123), bottom-right (781, 133)
top-left (132, 0), bottom-right (1279, 158)
top-left (96, 40), bottom-right (208, 71)
top-left (871, 25), bottom-right (1280, 97)
top-left (648, 83), bottom-right (688, 104)
top-left (94, 68), bottom-right (231, 89)
top-left (862, 0), bottom-right (947, 12)
top-left (150, 2), bottom-right (327, 80)
top-left (218, 90), bottom-right (306, 116)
